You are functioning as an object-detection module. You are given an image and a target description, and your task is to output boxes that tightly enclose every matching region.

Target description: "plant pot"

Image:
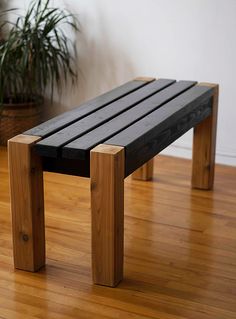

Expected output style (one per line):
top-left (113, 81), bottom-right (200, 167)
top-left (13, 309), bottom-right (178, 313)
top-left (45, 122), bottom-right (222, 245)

top-left (0, 98), bottom-right (43, 146)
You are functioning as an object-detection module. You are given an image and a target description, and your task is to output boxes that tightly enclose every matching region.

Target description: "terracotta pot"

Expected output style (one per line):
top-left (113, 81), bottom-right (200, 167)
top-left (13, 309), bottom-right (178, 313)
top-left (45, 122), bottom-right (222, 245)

top-left (0, 97), bottom-right (43, 146)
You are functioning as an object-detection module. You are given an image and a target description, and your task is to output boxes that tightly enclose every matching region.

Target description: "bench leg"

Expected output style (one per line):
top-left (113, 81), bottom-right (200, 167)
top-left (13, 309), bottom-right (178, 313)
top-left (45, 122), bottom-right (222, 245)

top-left (8, 134), bottom-right (45, 271)
top-left (192, 83), bottom-right (219, 190)
top-left (132, 158), bottom-right (154, 181)
top-left (90, 144), bottom-right (124, 287)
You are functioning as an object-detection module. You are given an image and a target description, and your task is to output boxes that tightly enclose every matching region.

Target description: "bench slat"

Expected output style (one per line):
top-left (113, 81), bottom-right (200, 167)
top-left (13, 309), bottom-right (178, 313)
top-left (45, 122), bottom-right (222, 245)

top-left (104, 85), bottom-right (214, 176)
top-left (62, 81), bottom-right (196, 160)
top-left (35, 79), bottom-right (175, 157)
top-left (24, 79), bottom-right (153, 138)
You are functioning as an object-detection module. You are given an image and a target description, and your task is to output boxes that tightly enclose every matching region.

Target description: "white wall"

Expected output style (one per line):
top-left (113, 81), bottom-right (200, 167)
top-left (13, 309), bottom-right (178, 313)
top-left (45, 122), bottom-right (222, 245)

top-left (12, 0), bottom-right (236, 165)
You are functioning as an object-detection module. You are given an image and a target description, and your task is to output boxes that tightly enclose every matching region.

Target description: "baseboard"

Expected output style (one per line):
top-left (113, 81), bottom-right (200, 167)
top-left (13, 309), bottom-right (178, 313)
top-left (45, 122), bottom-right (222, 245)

top-left (160, 144), bottom-right (236, 167)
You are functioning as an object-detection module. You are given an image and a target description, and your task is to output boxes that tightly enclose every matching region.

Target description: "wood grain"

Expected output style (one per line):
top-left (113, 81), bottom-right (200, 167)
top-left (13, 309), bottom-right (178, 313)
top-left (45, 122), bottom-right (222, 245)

top-left (8, 135), bottom-right (45, 271)
top-left (192, 83), bottom-right (219, 190)
top-left (1, 146), bottom-right (236, 318)
top-left (24, 79), bottom-right (149, 138)
top-left (90, 144), bottom-right (124, 287)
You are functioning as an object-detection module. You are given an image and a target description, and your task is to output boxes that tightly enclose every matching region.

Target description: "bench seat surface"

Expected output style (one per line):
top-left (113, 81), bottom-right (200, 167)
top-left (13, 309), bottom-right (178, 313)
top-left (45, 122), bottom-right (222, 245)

top-left (24, 78), bottom-right (214, 177)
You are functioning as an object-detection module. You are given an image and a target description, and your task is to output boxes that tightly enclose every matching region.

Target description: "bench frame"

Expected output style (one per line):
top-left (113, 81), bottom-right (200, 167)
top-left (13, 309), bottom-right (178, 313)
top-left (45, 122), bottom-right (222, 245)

top-left (8, 80), bottom-right (218, 287)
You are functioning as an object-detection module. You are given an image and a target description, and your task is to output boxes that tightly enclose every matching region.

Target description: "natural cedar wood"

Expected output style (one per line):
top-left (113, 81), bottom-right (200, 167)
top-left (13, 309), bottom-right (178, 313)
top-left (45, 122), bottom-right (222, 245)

top-left (24, 79), bottom-right (150, 138)
top-left (1, 147), bottom-right (236, 318)
top-left (62, 81), bottom-right (194, 161)
top-left (8, 135), bottom-right (45, 271)
top-left (35, 79), bottom-right (175, 158)
top-left (90, 144), bottom-right (124, 286)
top-left (132, 158), bottom-right (154, 181)
top-left (192, 83), bottom-right (219, 189)
top-left (134, 76), bottom-right (156, 82)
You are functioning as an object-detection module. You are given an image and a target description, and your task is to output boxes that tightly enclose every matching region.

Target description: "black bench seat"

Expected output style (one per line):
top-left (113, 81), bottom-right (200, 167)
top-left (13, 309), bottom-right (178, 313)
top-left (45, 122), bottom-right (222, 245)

top-left (24, 78), bottom-right (214, 178)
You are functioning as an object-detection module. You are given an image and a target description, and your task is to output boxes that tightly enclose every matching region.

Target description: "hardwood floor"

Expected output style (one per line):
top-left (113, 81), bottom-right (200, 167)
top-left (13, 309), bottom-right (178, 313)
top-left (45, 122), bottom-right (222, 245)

top-left (0, 146), bottom-right (236, 319)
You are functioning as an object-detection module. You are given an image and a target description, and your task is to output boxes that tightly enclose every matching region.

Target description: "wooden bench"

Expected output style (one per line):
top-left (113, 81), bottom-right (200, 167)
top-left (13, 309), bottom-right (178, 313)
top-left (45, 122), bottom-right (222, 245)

top-left (8, 77), bottom-right (219, 287)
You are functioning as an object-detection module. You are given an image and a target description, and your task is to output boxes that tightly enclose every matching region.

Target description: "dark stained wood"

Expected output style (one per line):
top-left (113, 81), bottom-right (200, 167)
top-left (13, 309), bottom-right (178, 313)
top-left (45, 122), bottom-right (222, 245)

top-left (34, 79), bottom-right (175, 158)
top-left (62, 81), bottom-right (196, 160)
top-left (24, 79), bottom-right (153, 138)
top-left (104, 85), bottom-right (214, 176)
top-left (42, 156), bottom-right (90, 177)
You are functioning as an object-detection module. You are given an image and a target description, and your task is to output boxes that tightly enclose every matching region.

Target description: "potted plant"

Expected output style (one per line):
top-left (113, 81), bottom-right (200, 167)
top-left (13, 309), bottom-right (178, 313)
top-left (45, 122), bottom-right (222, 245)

top-left (0, 0), bottom-right (78, 145)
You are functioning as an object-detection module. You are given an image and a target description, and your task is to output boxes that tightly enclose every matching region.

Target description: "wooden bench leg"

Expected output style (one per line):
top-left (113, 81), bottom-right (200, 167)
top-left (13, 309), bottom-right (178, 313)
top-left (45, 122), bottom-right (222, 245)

top-left (132, 158), bottom-right (154, 181)
top-left (8, 134), bottom-right (45, 271)
top-left (192, 83), bottom-right (219, 190)
top-left (90, 144), bottom-right (124, 287)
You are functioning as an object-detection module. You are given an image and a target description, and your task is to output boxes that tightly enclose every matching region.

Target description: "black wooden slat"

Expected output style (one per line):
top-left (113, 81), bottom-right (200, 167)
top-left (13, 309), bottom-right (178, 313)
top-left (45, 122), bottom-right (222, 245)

top-left (35, 79), bottom-right (175, 157)
top-left (24, 79), bottom-right (152, 138)
top-left (42, 156), bottom-right (90, 177)
top-left (62, 81), bottom-right (196, 160)
top-left (123, 100), bottom-right (212, 177)
top-left (104, 85), bottom-right (214, 176)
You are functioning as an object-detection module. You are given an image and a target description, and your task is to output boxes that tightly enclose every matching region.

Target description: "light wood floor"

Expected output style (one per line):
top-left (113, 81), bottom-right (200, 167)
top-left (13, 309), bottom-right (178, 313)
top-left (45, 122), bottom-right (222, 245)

top-left (0, 146), bottom-right (236, 319)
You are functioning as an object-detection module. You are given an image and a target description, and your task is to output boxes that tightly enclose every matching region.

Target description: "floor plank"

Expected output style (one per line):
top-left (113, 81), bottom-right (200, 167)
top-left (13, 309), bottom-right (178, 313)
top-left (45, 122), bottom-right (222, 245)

top-left (0, 146), bottom-right (236, 319)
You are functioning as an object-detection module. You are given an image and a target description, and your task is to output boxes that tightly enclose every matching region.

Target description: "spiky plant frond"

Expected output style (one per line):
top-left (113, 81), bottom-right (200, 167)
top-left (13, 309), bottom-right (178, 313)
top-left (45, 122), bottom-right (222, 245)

top-left (0, 0), bottom-right (79, 105)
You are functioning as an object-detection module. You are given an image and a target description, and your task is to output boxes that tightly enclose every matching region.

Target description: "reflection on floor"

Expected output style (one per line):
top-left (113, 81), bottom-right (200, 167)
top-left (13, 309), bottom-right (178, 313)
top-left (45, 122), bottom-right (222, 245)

top-left (0, 146), bottom-right (236, 319)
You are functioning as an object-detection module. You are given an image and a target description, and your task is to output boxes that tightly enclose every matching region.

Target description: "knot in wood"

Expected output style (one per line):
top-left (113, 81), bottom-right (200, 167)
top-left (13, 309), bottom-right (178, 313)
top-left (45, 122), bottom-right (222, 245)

top-left (91, 182), bottom-right (97, 191)
top-left (22, 234), bottom-right (29, 242)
